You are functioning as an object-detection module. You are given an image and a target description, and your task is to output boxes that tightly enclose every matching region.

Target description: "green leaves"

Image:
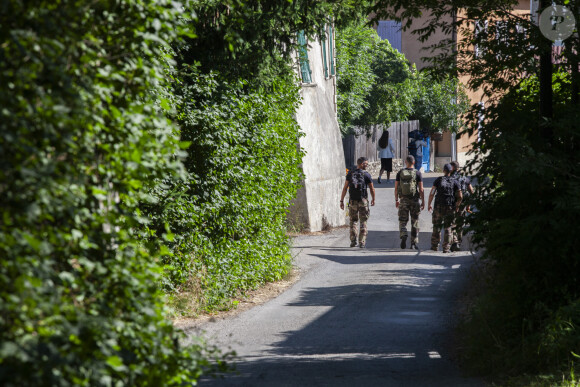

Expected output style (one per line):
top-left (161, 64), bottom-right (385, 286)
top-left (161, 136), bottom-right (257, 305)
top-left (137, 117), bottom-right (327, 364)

top-left (183, 0), bottom-right (361, 89)
top-left (0, 1), bottom-right (225, 385)
top-left (144, 70), bottom-right (303, 309)
top-left (410, 71), bottom-right (470, 134)
top-left (336, 18), bottom-right (466, 136)
top-left (336, 20), bottom-right (379, 133)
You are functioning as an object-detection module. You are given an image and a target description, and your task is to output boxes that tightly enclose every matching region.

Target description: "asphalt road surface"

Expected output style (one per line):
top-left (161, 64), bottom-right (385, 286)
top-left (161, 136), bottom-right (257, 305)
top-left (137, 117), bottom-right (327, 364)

top-left (189, 173), bottom-right (485, 386)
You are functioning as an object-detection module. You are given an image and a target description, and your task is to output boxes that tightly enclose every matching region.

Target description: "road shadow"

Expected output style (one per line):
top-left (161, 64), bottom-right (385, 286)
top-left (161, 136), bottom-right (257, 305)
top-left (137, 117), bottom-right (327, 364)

top-left (294, 230), bottom-right (477, 255)
top-left (200, 255), bottom-right (482, 386)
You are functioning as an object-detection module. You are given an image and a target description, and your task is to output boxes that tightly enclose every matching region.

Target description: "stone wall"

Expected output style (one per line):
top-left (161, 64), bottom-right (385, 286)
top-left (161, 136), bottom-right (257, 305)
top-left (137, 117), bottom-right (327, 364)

top-left (288, 36), bottom-right (347, 232)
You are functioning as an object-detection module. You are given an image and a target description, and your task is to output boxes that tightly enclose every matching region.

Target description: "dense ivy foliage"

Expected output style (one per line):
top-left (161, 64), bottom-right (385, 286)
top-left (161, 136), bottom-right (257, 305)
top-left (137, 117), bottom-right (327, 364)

top-left (139, 1), bottom-right (362, 310)
top-left (144, 69), bottom-right (304, 309)
top-left (0, 1), bottom-right (226, 385)
top-left (370, 0), bottom-right (580, 382)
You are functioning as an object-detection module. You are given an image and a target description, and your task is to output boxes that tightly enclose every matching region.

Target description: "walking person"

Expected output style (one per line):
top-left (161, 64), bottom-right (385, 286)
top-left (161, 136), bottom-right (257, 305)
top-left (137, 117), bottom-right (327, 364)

top-left (340, 157), bottom-right (376, 248)
top-left (395, 155), bottom-right (425, 250)
top-left (449, 161), bottom-right (475, 251)
top-left (408, 130), bottom-right (428, 172)
top-left (427, 163), bottom-right (463, 253)
top-left (377, 130), bottom-right (395, 183)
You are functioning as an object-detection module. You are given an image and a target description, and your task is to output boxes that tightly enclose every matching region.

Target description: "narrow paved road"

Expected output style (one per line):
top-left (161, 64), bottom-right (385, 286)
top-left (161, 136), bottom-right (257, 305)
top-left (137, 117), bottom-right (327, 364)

top-left (189, 173), bottom-right (484, 386)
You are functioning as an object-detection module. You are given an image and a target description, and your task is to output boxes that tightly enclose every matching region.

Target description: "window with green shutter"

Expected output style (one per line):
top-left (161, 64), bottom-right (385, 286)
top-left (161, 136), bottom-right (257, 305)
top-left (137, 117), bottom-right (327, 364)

top-left (328, 23), bottom-right (335, 76)
top-left (322, 32), bottom-right (328, 79)
top-left (297, 30), bottom-right (312, 83)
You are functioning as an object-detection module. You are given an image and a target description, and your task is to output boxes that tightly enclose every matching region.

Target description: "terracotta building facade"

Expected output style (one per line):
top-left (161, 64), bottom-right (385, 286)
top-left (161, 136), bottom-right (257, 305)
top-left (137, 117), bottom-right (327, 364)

top-left (375, 0), bottom-right (536, 169)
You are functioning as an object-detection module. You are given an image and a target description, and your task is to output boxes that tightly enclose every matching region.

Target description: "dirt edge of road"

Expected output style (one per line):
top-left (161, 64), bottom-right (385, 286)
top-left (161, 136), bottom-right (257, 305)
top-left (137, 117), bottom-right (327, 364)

top-left (172, 227), bottom-right (346, 330)
top-left (173, 267), bottom-right (302, 331)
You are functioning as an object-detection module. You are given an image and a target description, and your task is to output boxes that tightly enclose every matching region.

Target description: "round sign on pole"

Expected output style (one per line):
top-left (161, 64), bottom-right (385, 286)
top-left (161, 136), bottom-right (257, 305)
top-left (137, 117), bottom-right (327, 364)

top-left (539, 5), bottom-right (576, 42)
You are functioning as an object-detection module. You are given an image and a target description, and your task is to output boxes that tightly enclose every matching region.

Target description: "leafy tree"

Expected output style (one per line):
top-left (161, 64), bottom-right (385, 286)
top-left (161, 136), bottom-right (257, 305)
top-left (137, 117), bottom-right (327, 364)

top-left (336, 17), bottom-right (467, 136)
top-left (0, 1), bottom-right (226, 385)
top-left (370, 0), bottom-right (580, 380)
top-left (460, 68), bottom-right (580, 378)
top-left (336, 21), bottom-right (379, 134)
top-left (336, 21), bottom-right (415, 135)
top-left (410, 72), bottom-right (470, 134)
top-left (359, 38), bottom-right (415, 130)
top-left (184, 0), bottom-right (361, 88)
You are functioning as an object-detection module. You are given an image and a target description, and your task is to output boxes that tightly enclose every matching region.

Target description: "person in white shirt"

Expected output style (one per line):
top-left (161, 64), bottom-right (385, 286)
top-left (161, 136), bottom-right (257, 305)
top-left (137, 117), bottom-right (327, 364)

top-left (377, 130), bottom-right (396, 183)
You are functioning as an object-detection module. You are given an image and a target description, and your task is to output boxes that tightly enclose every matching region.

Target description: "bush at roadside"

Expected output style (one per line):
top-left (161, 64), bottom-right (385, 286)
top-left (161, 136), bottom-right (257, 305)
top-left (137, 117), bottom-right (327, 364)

top-left (0, 2), bottom-right (226, 385)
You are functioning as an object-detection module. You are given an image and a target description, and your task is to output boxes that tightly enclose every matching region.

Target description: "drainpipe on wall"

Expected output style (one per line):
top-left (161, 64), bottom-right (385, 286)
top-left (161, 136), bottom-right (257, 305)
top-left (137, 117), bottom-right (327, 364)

top-left (451, 132), bottom-right (457, 162)
top-left (451, 96), bottom-right (457, 162)
top-left (531, 0), bottom-right (539, 24)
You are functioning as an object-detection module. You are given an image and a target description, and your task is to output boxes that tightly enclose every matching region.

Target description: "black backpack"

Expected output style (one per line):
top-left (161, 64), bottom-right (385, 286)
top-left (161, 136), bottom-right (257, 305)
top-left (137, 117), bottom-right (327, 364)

top-left (348, 169), bottom-right (367, 200)
top-left (460, 176), bottom-right (471, 198)
top-left (437, 176), bottom-right (456, 206)
top-left (453, 173), bottom-right (470, 199)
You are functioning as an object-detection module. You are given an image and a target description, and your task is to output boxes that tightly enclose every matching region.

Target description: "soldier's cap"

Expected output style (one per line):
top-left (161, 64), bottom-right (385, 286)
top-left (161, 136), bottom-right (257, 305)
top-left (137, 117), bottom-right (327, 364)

top-left (443, 163), bottom-right (452, 172)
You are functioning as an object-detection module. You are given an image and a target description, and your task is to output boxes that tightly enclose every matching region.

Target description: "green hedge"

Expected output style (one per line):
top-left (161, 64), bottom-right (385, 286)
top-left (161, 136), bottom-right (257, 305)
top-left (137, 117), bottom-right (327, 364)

top-left (139, 0), bottom-right (345, 311)
top-left (144, 68), bottom-right (304, 310)
top-left (0, 1), bottom-right (225, 385)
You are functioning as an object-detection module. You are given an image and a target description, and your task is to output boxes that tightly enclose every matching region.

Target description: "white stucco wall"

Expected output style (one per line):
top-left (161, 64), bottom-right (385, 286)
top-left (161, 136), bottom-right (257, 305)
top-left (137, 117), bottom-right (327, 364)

top-left (288, 35), bottom-right (347, 232)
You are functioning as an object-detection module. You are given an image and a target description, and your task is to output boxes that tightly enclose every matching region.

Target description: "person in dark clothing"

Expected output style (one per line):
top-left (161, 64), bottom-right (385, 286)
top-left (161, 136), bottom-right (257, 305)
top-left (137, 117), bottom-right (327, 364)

top-left (394, 155), bottom-right (425, 250)
top-left (340, 157), bottom-right (376, 248)
top-left (377, 130), bottom-right (395, 183)
top-left (427, 163), bottom-right (462, 253)
top-left (408, 130), bottom-right (427, 171)
top-left (449, 161), bottom-right (475, 251)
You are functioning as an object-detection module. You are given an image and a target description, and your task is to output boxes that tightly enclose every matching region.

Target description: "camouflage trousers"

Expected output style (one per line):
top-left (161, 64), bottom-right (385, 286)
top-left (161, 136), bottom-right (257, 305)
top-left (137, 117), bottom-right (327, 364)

top-left (452, 209), bottom-right (468, 245)
top-left (398, 197), bottom-right (420, 243)
top-left (349, 199), bottom-right (370, 244)
top-left (431, 204), bottom-right (455, 252)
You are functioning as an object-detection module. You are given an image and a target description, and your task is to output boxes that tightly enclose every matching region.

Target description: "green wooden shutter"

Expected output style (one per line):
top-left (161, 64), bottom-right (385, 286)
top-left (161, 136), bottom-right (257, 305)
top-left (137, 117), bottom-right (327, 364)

top-left (328, 23), bottom-right (335, 76)
top-left (322, 33), bottom-right (328, 78)
top-left (297, 30), bottom-right (312, 83)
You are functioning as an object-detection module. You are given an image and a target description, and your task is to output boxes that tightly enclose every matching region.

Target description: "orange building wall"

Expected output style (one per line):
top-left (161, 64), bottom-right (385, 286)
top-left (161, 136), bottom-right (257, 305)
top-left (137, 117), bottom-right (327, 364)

top-left (401, 12), bottom-right (453, 71)
top-left (456, 1), bottom-right (531, 167)
top-left (376, 1), bottom-right (532, 168)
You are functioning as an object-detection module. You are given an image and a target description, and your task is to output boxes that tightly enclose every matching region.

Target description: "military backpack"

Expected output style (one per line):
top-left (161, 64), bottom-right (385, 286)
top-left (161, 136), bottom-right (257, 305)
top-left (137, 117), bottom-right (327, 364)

top-left (398, 169), bottom-right (417, 198)
top-left (348, 169), bottom-right (367, 201)
top-left (436, 176), bottom-right (456, 206)
top-left (452, 173), bottom-right (470, 199)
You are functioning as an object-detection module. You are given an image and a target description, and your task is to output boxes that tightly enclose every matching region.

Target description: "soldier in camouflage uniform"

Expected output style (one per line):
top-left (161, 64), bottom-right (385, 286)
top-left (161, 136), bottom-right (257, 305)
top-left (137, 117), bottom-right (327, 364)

top-left (394, 155), bottom-right (425, 249)
top-left (348, 199), bottom-right (370, 246)
top-left (450, 161), bottom-right (475, 251)
top-left (340, 157), bottom-right (376, 248)
top-left (428, 163), bottom-right (462, 253)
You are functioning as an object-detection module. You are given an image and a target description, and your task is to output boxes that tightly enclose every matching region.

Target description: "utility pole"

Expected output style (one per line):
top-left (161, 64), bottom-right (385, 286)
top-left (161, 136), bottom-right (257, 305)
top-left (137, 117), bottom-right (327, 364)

top-left (571, 4), bottom-right (580, 106)
top-left (538, 0), bottom-right (553, 142)
top-left (451, 7), bottom-right (458, 163)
